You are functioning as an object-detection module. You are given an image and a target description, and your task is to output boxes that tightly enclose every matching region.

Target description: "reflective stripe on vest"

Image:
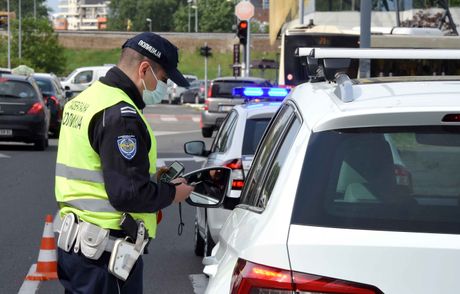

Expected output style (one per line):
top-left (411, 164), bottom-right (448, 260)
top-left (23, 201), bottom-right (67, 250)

top-left (55, 163), bottom-right (104, 184)
top-left (61, 199), bottom-right (117, 213)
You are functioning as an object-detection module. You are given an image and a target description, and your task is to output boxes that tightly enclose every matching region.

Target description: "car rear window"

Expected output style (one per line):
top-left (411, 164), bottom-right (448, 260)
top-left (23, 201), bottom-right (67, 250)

top-left (292, 126), bottom-right (460, 234)
top-left (210, 80), bottom-right (271, 98)
top-left (242, 118), bottom-right (271, 155)
top-left (35, 77), bottom-right (53, 93)
top-left (0, 79), bottom-right (36, 99)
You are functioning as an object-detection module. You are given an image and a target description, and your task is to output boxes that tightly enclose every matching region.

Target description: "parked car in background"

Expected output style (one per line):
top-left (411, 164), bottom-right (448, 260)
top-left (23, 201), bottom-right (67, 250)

top-left (0, 74), bottom-right (50, 150)
top-left (180, 80), bottom-right (205, 104)
top-left (33, 73), bottom-right (69, 136)
top-left (61, 65), bottom-right (113, 97)
top-left (165, 74), bottom-right (198, 104)
top-left (201, 76), bottom-right (272, 137)
top-left (185, 101), bottom-right (281, 256)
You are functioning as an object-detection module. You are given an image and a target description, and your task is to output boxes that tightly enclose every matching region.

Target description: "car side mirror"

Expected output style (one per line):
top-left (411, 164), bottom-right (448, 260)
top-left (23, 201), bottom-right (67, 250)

top-left (184, 167), bottom-right (231, 208)
top-left (65, 90), bottom-right (73, 99)
top-left (184, 141), bottom-right (208, 156)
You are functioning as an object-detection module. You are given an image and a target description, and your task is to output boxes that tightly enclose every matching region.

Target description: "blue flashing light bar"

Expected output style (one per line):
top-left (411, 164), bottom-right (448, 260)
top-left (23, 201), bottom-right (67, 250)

top-left (232, 87), bottom-right (291, 102)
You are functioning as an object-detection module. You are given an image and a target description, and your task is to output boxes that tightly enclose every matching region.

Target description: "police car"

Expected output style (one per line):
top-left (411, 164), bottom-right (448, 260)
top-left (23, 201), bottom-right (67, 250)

top-left (186, 48), bottom-right (460, 293)
top-left (184, 88), bottom-right (289, 257)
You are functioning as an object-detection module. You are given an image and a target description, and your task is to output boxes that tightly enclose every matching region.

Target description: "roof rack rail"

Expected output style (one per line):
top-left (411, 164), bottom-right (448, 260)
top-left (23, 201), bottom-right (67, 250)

top-left (296, 48), bottom-right (460, 60)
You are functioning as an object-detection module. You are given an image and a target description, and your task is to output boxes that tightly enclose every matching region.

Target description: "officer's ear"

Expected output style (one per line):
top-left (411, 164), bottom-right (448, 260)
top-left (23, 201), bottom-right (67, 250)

top-left (138, 61), bottom-right (151, 80)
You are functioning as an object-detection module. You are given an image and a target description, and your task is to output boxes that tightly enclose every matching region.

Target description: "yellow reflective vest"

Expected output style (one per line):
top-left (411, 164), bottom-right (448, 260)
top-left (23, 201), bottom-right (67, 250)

top-left (55, 81), bottom-right (158, 237)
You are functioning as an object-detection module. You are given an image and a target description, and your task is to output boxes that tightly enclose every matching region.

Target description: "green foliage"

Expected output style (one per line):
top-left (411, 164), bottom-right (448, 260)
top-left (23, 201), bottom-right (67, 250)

top-left (0, 0), bottom-right (49, 18)
top-left (0, 17), bottom-right (66, 74)
top-left (108, 0), bottom-right (181, 32)
top-left (59, 47), bottom-right (277, 83)
top-left (174, 0), bottom-right (234, 32)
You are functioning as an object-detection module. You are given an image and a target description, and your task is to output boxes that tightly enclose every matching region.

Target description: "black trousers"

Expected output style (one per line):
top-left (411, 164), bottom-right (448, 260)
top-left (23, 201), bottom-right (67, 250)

top-left (57, 248), bottom-right (143, 294)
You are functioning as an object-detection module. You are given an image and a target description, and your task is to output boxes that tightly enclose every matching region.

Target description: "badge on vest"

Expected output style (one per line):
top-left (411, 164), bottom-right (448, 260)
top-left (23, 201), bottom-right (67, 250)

top-left (117, 135), bottom-right (137, 160)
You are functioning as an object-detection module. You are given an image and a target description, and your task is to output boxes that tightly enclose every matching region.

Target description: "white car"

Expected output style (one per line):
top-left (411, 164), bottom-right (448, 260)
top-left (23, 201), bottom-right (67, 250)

top-left (61, 65), bottom-right (113, 96)
top-left (186, 49), bottom-right (460, 293)
top-left (184, 101), bottom-right (281, 256)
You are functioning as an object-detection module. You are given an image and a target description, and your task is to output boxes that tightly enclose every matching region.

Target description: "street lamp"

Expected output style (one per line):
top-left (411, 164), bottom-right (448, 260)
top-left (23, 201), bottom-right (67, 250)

top-left (146, 18), bottom-right (152, 32)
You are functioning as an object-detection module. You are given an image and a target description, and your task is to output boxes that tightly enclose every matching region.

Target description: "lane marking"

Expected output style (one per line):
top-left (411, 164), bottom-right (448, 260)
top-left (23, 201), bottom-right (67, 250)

top-left (154, 130), bottom-right (200, 136)
top-left (160, 115), bottom-right (178, 122)
top-left (18, 264), bottom-right (40, 294)
top-left (192, 117), bottom-right (200, 122)
top-left (189, 274), bottom-right (208, 294)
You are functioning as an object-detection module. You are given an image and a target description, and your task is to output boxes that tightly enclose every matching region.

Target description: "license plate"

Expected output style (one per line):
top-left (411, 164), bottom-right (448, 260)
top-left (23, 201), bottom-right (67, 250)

top-left (218, 105), bottom-right (233, 112)
top-left (0, 129), bottom-right (12, 136)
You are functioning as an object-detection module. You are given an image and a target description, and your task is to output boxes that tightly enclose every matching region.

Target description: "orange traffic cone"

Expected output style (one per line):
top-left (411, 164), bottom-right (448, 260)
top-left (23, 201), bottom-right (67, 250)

top-left (25, 214), bottom-right (58, 281)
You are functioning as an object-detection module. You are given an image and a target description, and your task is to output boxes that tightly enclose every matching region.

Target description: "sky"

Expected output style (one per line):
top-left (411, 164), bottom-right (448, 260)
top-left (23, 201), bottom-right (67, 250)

top-left (46, 0), bottom-right (59, 14)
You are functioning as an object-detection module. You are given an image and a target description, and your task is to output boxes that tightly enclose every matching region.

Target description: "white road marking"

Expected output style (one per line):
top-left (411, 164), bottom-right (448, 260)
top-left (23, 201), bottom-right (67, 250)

top-left (160, 115), bottom-right (178, 122)
top-left (154, 130), bottom-right (200, 136)
top-left (0, 153), bottom-right (10, 158)
top-left (18, 264), bottom-right (40, 294)
top-left (189, 274), bottom-right (208, 294)
top-left (192, 116), bottom-right (200, 122)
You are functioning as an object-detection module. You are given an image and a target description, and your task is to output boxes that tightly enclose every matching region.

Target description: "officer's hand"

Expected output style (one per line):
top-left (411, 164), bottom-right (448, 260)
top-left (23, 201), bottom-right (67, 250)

top-left (171, 178), bottom-right (194, 203)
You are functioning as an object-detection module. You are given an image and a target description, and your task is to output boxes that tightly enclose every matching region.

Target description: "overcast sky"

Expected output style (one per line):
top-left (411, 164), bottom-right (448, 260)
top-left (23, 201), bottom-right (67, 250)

top-left (46, 0), bottom-right (59, 14)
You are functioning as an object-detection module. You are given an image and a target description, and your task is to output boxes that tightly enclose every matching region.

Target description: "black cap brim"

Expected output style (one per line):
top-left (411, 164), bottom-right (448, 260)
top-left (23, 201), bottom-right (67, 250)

top-left (167, 68), bottom-right (190, 87)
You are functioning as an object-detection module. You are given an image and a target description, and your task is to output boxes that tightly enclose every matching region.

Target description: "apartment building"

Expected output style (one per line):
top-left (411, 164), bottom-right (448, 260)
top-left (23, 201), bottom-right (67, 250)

top-left (55, 0), bottom-right (109, 30)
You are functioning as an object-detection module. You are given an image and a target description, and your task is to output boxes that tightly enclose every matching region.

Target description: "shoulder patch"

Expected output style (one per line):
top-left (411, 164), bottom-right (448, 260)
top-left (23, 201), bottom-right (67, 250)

top-left (120, 106), bottom-right (137, 117)
top-left (117, 135), bottom-right (137, 160)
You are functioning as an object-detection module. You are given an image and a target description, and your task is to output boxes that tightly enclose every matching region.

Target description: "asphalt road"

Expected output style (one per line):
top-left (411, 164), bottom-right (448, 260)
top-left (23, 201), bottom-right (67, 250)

top-left (0, 104), bottom-right (214, 293)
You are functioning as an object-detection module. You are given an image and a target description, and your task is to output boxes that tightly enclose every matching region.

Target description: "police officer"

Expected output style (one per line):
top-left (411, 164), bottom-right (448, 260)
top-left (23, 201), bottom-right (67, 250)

top-left (55, 32), bottom-right (194, 293)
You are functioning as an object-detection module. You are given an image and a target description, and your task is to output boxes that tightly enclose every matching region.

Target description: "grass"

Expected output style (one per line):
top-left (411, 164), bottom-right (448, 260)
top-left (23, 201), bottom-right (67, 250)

top-left (63, 48), bottom-right (278, 82)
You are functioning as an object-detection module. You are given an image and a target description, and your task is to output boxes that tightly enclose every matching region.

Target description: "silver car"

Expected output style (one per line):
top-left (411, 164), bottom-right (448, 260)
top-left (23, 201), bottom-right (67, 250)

top-left (200, 76), bottom-right (272, 137)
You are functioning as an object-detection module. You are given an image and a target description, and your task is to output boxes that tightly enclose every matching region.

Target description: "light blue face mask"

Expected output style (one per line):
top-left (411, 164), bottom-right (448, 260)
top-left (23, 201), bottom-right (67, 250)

top-left (142, 66), bottom-right (167, 105)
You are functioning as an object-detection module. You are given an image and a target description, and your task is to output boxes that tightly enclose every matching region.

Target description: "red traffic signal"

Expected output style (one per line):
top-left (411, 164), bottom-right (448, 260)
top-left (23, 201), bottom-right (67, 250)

top-left (237, 20), bottom-right (248, 45)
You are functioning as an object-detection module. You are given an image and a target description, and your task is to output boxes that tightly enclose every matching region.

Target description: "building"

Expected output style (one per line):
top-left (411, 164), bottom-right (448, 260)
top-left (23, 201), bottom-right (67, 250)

top-left (55, 0), bottom-right (109, 30)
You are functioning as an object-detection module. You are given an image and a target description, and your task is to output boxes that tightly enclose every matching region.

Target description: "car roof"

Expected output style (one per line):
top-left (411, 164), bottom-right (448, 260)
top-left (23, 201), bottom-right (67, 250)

top-left (212, 76), bottom-right (270, 83)
top-left (0, 73), bottom-right (34, 83)
top-left (233, 101), bottom-right (281, 118)
top-left (290, 76), bottom-right (460, 132)
top-left (33, 73), bottom-right (58, 79)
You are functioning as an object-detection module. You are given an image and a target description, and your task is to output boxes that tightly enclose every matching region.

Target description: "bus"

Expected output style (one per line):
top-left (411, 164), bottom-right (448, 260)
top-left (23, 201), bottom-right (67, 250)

top-left (279, 25), bottom-right (460, 86)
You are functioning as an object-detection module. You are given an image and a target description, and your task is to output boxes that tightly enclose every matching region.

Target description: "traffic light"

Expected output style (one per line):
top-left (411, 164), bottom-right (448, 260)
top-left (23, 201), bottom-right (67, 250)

top-left (237, 20), bottom-right (248, 45)
top-left (200, 45), bottom-right (212, 57)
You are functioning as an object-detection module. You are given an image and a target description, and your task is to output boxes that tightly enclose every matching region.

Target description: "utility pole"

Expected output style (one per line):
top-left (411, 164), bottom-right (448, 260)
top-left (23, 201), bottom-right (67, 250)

top-left (246, 19), bottom-right (250, 77)
top-left (188, 0), bottom-right (191, 32)
top-left (19, 0), bottom-right (22, 60)
top-left (359, 0), bottom-right (371, 78)
top-left (195, 0), bottom-right (198, 33)
top-left (7, 0), bottom-right (10, 68)
top-left (299, 0), bottom-right (304, 25)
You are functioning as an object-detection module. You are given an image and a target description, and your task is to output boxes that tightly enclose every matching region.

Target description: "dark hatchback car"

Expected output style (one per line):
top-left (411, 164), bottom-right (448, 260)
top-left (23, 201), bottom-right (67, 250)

top-left (201, 76), bottom-right (272, 137)
top-left (33, 73), bottom-right (68, 136)
top-left (180, 80), bottom-right (205, 104)
top-left (0, 74), bottom-right (50, 150)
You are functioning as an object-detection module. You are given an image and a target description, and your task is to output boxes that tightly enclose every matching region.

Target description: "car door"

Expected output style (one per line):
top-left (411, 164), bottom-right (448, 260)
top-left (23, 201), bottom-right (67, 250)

top-left (197, 110), bottom-right (239, 241)
top-left (204, 103), bottom-right (302, 293)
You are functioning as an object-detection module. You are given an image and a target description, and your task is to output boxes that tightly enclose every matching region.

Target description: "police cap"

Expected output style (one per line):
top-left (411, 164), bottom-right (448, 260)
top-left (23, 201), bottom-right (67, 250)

top-left (122, 32), bottom-right (190, 87)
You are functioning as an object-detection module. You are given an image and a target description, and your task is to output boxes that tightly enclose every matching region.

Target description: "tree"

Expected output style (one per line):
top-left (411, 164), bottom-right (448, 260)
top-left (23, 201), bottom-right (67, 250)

top-left (0, 0), bottom-right (49, 18)
top-left (108, 0), bottom-right (180, 32)
top-left (2, 17), bottom-right (66, 74)
top-left (173, 0), bottom-right (234, 32)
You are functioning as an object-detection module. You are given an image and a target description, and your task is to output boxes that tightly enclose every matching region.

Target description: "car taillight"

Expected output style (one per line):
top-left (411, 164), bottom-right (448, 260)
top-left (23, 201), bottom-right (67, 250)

top-left (224, 159), bottom-right (244, 190)
top-left (49, 95), bottom-right (59, 105)
top-left (208, 81), bottom-right (213, 97)
top-left (231, 259), bottom-right (381, 294)
top-left (204, 99), bottom-right (209, 111)
top-left (27, 102), bottom-right (44, 115)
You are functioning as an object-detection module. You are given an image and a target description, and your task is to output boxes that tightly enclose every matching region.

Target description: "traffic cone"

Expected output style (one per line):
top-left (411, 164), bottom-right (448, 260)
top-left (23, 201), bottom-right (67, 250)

top-left (25, 214), bottom-right (58, 281)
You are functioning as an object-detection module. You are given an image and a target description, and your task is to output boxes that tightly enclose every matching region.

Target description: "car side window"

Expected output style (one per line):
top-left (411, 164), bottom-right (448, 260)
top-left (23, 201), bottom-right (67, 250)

top-left (211, 111), bottom-right (238, 153)
top-left (74, 71), bottom-right (93, 84)
top-left (241, 104), bottom-right (295, 207)
top-left (256, 117), bottom-right (301, 209)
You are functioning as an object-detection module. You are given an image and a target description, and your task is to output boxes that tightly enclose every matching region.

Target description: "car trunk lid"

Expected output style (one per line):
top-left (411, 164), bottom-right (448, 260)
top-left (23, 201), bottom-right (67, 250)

top-left (287, 225), bottom-right (460, 294)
